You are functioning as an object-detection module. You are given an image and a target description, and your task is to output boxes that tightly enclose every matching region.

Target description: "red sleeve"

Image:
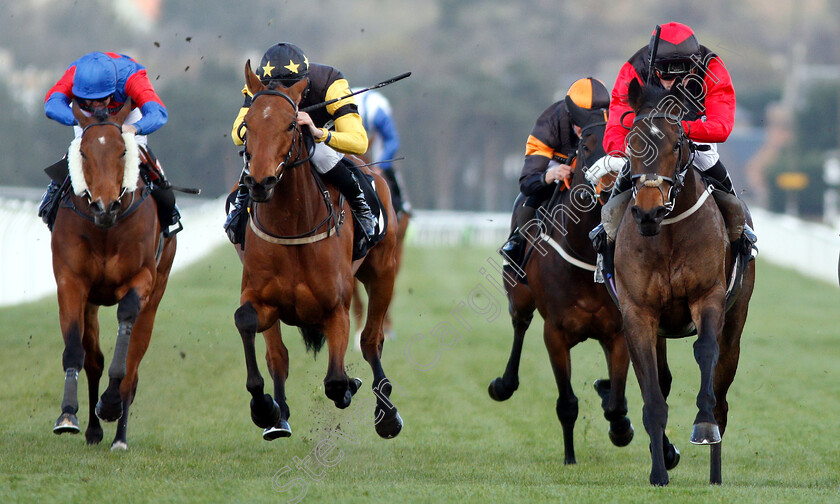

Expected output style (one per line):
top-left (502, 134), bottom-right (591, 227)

top-left (603, 62), bottom-right (641, 156)
top-left (680, 57), bottom-right (735, 143)
top-left (44, 66), bottom-right (76, 102)
top-left (124, 69), bottom-right (165, 108)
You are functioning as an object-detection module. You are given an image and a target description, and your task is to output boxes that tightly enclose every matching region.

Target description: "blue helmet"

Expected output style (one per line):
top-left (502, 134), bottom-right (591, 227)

top-left (72, 52), bottom-right (118, 100)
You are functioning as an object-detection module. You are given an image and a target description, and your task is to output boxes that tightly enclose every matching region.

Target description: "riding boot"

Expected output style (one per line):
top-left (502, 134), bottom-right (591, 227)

top-left (501, 204), bottom-right (537, 270)
top-left (382, 168), bottom-right (408, 215)
top-left (38, 180), bottom-right (62, 230)
top-left (705, 160), bottom-right (758, 258)
top-left (139, 147), bottom-right (182, 237)
top-left (322, 160), bottom-right (377, 238)
top-left (224, 185), bottom-right (250, 245)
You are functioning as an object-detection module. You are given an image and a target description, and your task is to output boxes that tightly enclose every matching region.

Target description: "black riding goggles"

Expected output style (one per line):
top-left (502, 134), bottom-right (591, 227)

top-left (654, 60), bottom-right (693, 80)
top-left (78, 95), bottom-right (114, 113)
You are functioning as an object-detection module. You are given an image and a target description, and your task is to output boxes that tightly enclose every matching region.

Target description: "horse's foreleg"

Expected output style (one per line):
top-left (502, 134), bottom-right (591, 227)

top-left (262, 322), bottom-right (292, 440)
top-left (488, 285), bottom-right (534, 402)
top-left (53, 284), bottom-right (88, 435)
top-left (96, 289), bottom-right (142, 424)
top-left (690, 300), bottom-right (725, 446)
top-left (544, 321), bottom-right (578, 465)
top-left (596, 330), bottom-right (634, 448)
top-left (235, 301), bottom-right (280, 430)
top-left (624, 310), bottom-right (670, 486)
top-left (82, 304), bottom-right (104, 444)
top-left (655, 338), bottom-right (680, 470)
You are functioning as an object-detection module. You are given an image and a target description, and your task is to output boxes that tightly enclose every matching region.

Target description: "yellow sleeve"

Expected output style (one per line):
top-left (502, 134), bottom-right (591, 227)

top-left (318, 79), bottom-right (368, 154)
top-left (231, 85), bottom-right (252, 146)
top-left (231, 107), bottom-right (248, 146)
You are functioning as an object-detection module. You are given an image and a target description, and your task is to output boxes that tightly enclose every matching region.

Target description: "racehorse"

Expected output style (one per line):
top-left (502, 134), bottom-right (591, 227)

top-left (488, 103), bottom-right (635, 464)
top-left (615, 78), bottom-right (755, 485)
top-left (51, 99), bottom-right (176, 450)
top-left (232, 61), bottom-right (402, 441)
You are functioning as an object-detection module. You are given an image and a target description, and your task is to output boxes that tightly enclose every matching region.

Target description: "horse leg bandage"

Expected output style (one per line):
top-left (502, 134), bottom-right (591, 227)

top-left (61, 368), bottom-right (80, 414)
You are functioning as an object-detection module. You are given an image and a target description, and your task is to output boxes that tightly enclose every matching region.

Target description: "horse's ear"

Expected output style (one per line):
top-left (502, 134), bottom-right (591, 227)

top-left (72, 100), bottom-right (92, 128)
top-left (244, 59), bottom-right (265, 95)
top-left (627, 78), bottom-right (644, 111)
top-left (113, 97), bottom-right (132, 126)
top-left (288, 78), bottom-right (309, 103)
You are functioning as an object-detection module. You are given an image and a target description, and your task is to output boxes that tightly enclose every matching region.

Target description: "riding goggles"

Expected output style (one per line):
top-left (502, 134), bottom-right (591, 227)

top-left (654, 60), bottom-right (693, 80)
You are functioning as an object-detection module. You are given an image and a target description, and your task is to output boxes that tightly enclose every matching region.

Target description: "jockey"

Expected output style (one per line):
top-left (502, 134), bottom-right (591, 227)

top-left (351, 87), bottom-right (410, 215)
top-left (586, 22), bottom-right (756, 251)
top-left (500, 77), bottom-right (610, 270)
top-left (225, 42), bottom-right (376, 244)
top-left (40, 51), bottom-right (181, 236)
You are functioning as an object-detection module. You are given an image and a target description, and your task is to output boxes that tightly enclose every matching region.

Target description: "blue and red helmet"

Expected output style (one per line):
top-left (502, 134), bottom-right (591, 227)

top-left (72, 52), bottom-right (118, 100)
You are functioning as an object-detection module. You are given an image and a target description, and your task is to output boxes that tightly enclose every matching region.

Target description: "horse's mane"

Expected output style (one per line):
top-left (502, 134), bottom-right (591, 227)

top-left (634, 82), bottom-right (670, 113)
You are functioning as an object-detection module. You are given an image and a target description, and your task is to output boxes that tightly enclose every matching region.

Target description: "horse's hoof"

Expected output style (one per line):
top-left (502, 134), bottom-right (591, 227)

top-left (609, 418), bottom-right (634, 447)
top-left (53, 413), bottom-right (80, 435)
top-left (564, 457), bottom-right (577, 465)
top-left (690, 422), bottom-right (721, 445)
top-left (95, 399), bottom-right (123, 423)
top-left (650, 472), bottom-right (670, 486)
top-left (374, 410), bottom-right (403, 439)
top-left (85, 426), bottom-right (104, 445)
top-left (593, 379), bottom-right (612, 400)
top-left (110, 441), bottom-right (128, 451)
top-left (250, 394), bottom-right (281, 429)
top-left (664, 443), bottom-right (681, 470)
top-left (263, 419), bottom-right (292, 441)
top-left (488, 377), bottom-right (517, 401)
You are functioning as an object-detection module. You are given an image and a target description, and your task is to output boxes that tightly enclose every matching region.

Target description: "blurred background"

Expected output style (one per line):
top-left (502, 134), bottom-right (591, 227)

top-left (1, 0), bottom-right (839, 219)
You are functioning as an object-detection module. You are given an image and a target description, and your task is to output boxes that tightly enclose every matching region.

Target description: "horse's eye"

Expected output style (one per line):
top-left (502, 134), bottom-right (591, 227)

top-left (287, 121), bottom-right (296, 132)
top-left (673, 143), bottom-right (680, 152)
top-left (80, 151), bottom-right (87, 160)
top-left (121, 149), bottom-right (126, 158)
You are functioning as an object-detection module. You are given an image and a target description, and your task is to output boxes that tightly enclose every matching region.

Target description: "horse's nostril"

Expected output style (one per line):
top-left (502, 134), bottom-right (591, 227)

top-left (243, 175), bottom-right (256, 186)
top-left (263, 176), bottom-right (278, 188)
top-left (90, 200), bottom-right (105, 214)
top-left (108, 200), bottom-right (121, 213)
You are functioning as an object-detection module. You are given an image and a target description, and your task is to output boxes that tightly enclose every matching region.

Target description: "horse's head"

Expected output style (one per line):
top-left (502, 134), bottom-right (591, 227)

top-left (240, 59), bottom-right (309, 202)
top-left (625, 78), bottom-right (691, 236)
top-left (69, 98), bottom-right (139, 228)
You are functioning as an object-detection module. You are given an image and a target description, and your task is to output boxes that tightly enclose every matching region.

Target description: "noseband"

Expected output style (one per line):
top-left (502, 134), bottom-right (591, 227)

top-left (629, 112), bottom-right (694, 214)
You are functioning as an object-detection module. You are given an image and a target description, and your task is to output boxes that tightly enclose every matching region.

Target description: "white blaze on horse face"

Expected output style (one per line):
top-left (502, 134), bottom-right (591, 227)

top-left (263, 106), bottom-right (272, 120)
top-left (650, 125), bottom-right (662, 137)
top-left (98, 136), bottom-right (106, 145)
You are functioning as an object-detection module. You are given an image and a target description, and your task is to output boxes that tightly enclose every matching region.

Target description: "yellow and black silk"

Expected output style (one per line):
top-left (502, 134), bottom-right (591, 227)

top-left (519, 101), bottom-right (578, 199)
top-left (231, 63), bottom-right (367, 155)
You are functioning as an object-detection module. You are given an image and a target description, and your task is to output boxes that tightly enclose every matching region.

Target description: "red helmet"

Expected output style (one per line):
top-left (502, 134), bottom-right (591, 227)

top-left (650, 22), bottom-right (700, 79)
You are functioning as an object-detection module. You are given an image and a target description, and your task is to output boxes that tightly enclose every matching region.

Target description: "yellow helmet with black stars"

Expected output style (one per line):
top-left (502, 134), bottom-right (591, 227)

top-left (256, 43), bottom-right (310, 86)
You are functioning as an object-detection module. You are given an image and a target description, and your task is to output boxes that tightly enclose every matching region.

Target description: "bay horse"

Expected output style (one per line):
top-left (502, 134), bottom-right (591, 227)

top-left (51, 99), bottom-right (176, 450)
top-left (615, 78), bottom-right (755, 485)
top-left (233, 61), bottom-right (402, 441)
top-left (488, 104), bottom-right (635, 464)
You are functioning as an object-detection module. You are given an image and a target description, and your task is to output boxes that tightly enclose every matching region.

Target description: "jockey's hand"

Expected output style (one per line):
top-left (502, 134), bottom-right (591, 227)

top-left (545, 160), bottom-right (572, 184)
top-left (296, 111), bottom-right (324, 139)
top-left (585, 155), bottom-right (626, 186)
top-left (123, 124), bottom-right (138, 136)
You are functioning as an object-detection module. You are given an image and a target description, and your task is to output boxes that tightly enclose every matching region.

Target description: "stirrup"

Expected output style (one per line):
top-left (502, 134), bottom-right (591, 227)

top-left (589, 223), bottom-right (607, 254)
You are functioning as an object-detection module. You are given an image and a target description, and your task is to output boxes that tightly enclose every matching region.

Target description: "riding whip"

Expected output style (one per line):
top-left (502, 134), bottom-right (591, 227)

top-left (301, 72), bottom-right (412, 113)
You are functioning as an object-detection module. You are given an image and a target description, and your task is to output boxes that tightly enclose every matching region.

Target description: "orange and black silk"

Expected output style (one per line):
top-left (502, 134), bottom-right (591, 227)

top-left (519, 101), bottom-right (578, 197)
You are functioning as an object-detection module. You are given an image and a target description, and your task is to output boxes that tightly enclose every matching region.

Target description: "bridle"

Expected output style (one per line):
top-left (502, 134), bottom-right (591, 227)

top-left (628, 112), bottom-right (695, 215)
top-left (65, 121), bottom-right (150, 223)
top-left (241, 90), bottom-right (311, 181)
top-left (242, 89), bottom-right (342, 245)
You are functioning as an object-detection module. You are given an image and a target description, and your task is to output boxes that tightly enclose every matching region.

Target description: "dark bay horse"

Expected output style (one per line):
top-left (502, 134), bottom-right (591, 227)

top-left (615, 79), bottom-right (755, 485)
top-left (488, 107), bottom-right (634, 464)
top-left (51, 100), bottom-right (176, 450)
top-left (233, 61), bottom-right (402, 441)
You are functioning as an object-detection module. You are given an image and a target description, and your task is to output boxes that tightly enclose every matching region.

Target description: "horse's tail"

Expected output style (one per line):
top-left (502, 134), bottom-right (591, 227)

top-left (298, 327), bottom-right (326, 356)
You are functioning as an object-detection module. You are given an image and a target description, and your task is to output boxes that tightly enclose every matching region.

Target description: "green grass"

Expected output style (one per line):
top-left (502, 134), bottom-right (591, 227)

top-left (1, 245), bottom-right (839, 503)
